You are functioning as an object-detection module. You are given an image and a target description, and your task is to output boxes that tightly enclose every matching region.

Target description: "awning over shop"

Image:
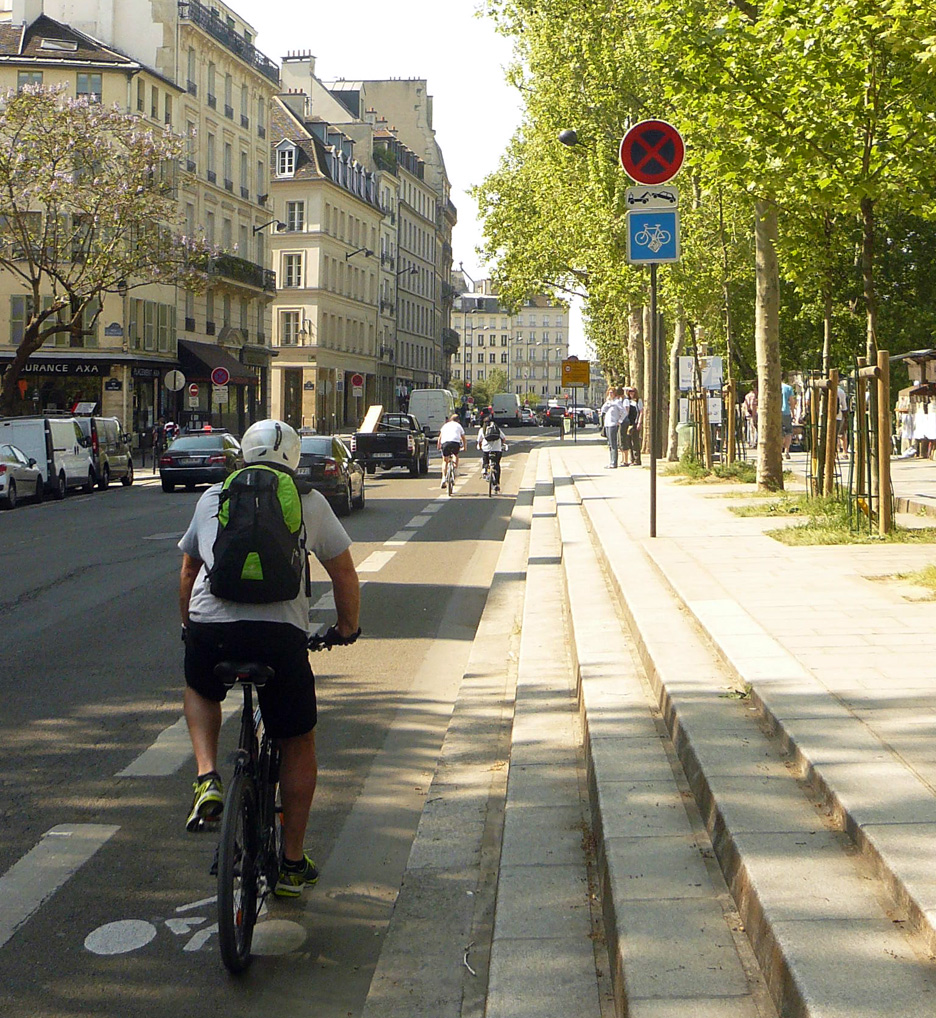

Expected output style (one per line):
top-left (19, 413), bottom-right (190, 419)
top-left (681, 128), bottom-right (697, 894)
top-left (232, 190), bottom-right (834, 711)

top-left (178, 340), bottom-right (254, 385)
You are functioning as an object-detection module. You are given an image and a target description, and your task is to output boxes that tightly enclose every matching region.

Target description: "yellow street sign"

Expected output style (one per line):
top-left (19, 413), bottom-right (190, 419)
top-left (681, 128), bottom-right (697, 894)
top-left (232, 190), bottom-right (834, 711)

top-left (562, 358), bottom-right (590, 386)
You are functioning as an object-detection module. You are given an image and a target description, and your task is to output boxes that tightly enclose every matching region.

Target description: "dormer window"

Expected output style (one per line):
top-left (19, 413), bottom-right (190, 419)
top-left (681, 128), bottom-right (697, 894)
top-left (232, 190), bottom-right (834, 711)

top-left (40, 38), bottom-right (78, 51)
top-left (276, 141), bottom-right (296, 178)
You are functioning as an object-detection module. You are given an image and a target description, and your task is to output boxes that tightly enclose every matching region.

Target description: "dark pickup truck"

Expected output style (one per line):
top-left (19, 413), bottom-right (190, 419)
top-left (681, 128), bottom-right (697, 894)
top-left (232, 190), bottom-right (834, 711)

top-left (351, 412), bottom-right (430, 476)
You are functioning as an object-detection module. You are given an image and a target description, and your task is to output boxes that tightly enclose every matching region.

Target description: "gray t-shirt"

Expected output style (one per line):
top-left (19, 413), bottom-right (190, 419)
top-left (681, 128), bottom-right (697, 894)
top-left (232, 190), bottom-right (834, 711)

top-left (178, 483), bottom-right (351, 633)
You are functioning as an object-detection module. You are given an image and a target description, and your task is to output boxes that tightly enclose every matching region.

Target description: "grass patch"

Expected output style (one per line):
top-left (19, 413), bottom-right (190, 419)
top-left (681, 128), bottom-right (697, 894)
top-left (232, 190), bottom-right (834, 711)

top-left (756, 496), bottom-right (936, 545)
top-left (893, 564), bottom-right (936, 594)
top-left (664, 454), bottom-right (757, 484)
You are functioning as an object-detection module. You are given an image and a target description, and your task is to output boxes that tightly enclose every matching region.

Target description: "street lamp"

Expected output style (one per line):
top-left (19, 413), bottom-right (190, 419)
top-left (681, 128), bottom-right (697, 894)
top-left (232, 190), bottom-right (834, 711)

top-left (396, 265), bottom-right (417, 277)
top-left (345, 246), bottom-right (374, 261)
top-left (253, 219), bottom-right (286, 234)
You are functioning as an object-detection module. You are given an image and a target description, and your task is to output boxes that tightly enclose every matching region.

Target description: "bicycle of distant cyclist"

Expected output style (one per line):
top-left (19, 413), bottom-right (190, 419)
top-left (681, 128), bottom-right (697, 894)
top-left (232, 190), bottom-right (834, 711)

top-left (487, 449), bottom-right (504, 496)
top-left (442, 453), bottom-right (457, 496)
top-left (213, 626), bottom-right (357, 974)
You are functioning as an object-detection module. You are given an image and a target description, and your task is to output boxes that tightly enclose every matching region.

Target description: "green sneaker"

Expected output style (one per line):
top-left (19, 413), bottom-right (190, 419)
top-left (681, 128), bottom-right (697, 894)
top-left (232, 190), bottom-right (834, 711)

top-left (274, 853), bottom-right (319, 898)
top-left (185, 774), bottom-right (224, 832)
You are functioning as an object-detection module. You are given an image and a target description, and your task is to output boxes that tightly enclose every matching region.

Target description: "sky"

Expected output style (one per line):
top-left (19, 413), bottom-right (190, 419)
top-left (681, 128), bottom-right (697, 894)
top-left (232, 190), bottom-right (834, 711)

top-left (231, 0), bottom-right (588, 356)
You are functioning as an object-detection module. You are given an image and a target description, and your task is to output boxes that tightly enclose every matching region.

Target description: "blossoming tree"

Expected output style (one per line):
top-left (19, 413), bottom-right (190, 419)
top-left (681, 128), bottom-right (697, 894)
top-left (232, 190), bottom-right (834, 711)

top-left (0, 85), bottom-right (212, 414)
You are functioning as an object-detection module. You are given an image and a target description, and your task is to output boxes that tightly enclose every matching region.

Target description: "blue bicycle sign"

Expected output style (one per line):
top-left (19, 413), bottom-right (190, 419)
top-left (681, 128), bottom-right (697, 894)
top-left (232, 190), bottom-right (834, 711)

top-left (626, 209), bottom-right (680, 263)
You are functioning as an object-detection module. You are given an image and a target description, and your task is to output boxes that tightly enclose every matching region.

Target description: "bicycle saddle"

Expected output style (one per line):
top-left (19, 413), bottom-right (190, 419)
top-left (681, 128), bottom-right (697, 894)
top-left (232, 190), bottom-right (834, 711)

top-left (213, 661), bottom-right (275, 688)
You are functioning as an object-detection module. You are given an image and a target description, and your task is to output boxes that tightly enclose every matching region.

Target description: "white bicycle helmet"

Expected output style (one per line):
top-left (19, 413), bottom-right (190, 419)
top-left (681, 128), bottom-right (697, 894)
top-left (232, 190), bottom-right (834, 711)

top-left (240, 419), bottom-right (301, 472)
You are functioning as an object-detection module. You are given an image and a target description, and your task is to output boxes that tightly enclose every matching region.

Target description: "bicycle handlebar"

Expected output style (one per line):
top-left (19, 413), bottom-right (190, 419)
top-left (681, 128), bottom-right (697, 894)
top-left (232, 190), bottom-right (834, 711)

top-left (309, 625), bottom-right (362, 651)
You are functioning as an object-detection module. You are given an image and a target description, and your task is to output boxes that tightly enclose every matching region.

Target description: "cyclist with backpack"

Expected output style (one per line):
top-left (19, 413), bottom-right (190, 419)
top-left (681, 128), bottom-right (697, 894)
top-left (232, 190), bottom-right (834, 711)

top-left (177, 419), bottom-right (360, 897)
top-left (478, 414), bottom-right (508, 492)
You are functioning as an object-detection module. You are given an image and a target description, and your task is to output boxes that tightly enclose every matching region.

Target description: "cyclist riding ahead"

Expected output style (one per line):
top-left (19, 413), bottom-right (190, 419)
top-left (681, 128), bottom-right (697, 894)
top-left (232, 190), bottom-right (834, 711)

top-left (436, 412), bottom-right (466, 488)
top-left (177, 419), bottom-right (360, 897)
top-left (478, 410), bottom-right (508, 493)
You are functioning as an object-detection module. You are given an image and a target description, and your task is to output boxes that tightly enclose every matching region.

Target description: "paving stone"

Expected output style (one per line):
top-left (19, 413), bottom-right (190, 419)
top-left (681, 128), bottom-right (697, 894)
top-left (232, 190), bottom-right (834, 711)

top-left (485, 936), bottom-right (601, 1018)
top-left (604, 834), bottom-right (712, 902)
top-left (492, 864), bottom-right (592, 940)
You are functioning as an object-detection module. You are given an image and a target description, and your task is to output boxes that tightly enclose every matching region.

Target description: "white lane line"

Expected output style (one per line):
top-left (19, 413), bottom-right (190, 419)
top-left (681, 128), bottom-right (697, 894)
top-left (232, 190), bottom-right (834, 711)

top-left (117, 700), bottom-right (239, 777)
top-left (0, 824), bottom-right (120, 949)
top-left (142, 532), bottom-right (186, 542)
top-left (422, 503), bottom-right (444, 513)
top-left (386, 530), bottom-right (416, 546)
top-left (405, 516), bottom-right (431, 528)
top-left (311, 590), bottom-right (336, 611)
top-left (356, 550), bottom-right (396, 573)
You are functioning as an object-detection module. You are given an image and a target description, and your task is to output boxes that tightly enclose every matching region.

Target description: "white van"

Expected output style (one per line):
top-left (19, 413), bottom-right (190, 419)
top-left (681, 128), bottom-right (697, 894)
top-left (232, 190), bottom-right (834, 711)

top-left (407, 389), bottom-right (456, 437)
top-left (0, 416), bottom-right (94, 498)
top-left (492, 392), bottom-right (521, 428)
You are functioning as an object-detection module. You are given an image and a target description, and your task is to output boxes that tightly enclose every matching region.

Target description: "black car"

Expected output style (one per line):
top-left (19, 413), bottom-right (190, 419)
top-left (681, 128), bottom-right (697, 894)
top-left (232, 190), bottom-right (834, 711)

top-left (543, 405), bottom-right (570, 427)
top-left (295, 435), bottom-right (364, 516)
top-left (159, 431), bottom-right (243, 492)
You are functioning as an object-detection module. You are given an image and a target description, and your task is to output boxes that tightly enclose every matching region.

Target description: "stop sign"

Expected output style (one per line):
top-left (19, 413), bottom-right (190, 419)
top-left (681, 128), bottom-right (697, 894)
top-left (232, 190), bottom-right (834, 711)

top-left (188, 383), bottom-right (199, 397)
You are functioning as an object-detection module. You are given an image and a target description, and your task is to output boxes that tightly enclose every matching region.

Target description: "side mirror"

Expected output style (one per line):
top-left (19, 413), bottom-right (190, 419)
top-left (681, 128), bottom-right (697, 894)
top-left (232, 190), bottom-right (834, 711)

top-left (423, 426), bottom-right (430, 435)
top-left (28, 458), bottom-right (36, 467)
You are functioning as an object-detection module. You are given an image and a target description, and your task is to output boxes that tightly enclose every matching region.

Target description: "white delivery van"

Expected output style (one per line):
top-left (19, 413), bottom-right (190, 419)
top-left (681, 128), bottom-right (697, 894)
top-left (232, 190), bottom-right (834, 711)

top-left (407, 389), bottom-right (456, 437)
top-left (491, 392), bottom-right (521, 428)
top-left (0, 416), bottom-right (94, 498)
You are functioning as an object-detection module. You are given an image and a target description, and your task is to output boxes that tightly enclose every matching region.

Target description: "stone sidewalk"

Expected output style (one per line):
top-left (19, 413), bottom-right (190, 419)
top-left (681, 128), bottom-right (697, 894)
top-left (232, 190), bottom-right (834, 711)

top-left (555, 436), bottom-right (936, 1016)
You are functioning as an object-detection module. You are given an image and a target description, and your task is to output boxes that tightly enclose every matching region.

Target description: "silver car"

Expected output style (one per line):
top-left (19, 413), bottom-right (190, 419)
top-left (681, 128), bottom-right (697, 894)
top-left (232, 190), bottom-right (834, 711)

top-left (0, 443), bottom-right (44, 509)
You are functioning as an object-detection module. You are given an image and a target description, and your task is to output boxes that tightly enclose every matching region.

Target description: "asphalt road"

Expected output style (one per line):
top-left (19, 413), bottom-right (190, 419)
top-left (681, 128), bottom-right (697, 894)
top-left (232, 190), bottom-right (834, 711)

top-left (0, 433), bottom-right (537, 1017)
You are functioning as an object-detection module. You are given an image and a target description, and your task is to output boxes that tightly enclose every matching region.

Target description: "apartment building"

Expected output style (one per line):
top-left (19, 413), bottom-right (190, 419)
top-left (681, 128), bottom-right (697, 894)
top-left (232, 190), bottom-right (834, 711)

top-left (2, 0), bottom-right (279, 435)
top-left (452, 282), bottom-right (570, 400)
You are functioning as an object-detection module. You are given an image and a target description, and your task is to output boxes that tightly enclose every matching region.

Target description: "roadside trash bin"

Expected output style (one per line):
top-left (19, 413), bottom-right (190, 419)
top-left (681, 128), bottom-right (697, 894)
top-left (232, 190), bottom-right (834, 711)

top-left (676, 421), bottom-right (697, 459)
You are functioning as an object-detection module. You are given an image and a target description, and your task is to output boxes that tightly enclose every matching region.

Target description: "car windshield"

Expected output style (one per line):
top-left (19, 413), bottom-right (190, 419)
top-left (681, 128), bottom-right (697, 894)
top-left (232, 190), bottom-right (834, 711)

top-left (169, 436), bottom-right (224, 450)
top-left (300, 438), bottom-right (334, 456)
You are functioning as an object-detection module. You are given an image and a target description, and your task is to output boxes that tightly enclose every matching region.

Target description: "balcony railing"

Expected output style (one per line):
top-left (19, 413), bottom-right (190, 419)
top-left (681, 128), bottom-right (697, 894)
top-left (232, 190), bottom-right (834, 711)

top-left (185, 316), bottom-right (196, 331)
top-left (210, 253), bottom-right (276, 293)
top-left (240, 114), bottom-right (249, 129)
top-left (207, 93), bottom-right (216, 109)
top-left (179, 1), bottom-right (280, 86)
top-left (186, 80), bottom-right (197, 96)
top-left (207, 169), bottom-right (216, 184)
top-left (258, 125), bottom-right (265, 139)
top-left (224, 105), bottom-right (234, 120)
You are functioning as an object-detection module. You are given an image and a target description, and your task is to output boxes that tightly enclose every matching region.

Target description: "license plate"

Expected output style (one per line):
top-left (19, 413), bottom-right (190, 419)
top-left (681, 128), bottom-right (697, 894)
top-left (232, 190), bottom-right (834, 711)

top-left (296, 467), bottom-right (311, 476)
top-left (373, 452), bottom-right (393, 458)
top-left (178, 458), bottom-right (200, 466)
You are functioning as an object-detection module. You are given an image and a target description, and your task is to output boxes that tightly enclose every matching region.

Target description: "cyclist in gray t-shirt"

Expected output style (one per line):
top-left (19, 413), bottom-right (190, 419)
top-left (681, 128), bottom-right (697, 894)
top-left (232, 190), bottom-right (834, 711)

top-left (178, 419), bottom-right (360, 897)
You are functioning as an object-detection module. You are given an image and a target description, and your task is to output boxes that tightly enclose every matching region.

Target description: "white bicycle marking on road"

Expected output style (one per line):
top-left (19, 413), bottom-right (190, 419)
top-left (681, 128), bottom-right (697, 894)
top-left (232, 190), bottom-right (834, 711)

top-left (356, 550), bottom-right (396, 573)
top-left (0, 824), bottom-right (119, 950)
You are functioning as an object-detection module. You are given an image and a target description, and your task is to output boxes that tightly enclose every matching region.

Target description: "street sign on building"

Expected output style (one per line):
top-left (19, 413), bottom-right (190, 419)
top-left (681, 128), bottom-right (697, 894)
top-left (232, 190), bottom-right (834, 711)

top-left (626, 210), bottom-right (680, 264)
top-left (620, 120), bottom-right (685, 185)
top-left (164, 370), bottom-right (185, 392)
top-left (211, 366), bottom-right (230, 387)
top-left (350, 372), bottom-right (364, 397)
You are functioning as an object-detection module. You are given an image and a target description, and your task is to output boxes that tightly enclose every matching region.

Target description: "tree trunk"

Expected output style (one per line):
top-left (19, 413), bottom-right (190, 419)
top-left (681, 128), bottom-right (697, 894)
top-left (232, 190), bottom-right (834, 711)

top-left (860, 195), bottom-right (877, 361)
top-left (0, 324), bottom-right (43, 416)
top-left (754, 199), bottom-right (784, 491)
top-left (822, 289), bottom-right (832, 375)
top-left (628, 308), bottom-right (644, 393)
top-left (667, 314), bottom-right (686, 460)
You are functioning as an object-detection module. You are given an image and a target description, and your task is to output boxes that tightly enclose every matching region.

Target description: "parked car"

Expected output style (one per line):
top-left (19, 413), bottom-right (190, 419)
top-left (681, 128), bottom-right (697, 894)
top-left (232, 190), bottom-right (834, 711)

top-left (543, 405), bottom-right (570, 427)
top-left (0, 443), bottom-right (44, 508)
top-left (520, 406), bottom-right (540, 426)
top-left (0, 416), bottom-right (93, 498)
top-left (73, 416), bottom-right (134, 489)
top-left (159, 431), bottom-right (243, 492)
top-left (295, 435), bottom-right (364, 516)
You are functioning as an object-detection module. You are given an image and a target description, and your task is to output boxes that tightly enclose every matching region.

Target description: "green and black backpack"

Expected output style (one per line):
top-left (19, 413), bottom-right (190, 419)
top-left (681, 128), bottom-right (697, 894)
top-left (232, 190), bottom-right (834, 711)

top-left (207, 464), bottom-right (310, 604)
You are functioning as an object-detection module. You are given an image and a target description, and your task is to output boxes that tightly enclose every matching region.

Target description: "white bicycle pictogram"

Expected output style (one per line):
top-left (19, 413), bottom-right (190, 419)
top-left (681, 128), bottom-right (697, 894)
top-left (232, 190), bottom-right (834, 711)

top-left (634, 223), bottom-right (672, 254)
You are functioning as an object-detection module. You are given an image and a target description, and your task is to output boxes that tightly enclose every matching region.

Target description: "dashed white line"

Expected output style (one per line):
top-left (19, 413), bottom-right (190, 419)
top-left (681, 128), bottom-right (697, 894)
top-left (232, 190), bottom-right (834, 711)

top-left (117, 700), bottom-right (239, 777)
top-left (0, 824), bottom-right (120, 949)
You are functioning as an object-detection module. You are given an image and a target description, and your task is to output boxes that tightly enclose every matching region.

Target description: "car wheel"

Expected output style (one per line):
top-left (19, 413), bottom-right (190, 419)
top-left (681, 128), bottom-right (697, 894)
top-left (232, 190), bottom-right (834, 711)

top-left (161, 479), bottom-right (175, 493)
top-left (334, 482), bottom-right (352, 517)
top-left (3, 480), bottom-right (16, 510)
top-left (83, 470), bottom-right (95, 494)
top-left (54, 472), bottom-right (66, 500)
top-left (351, 478), bottom-right (365, 509)
top-left (121, 460), bottom-right (133, 486)
top-left (419, 452), bottom-right (429, 475)
top-left (98, 465), bottom-right (110, 491)
top-left (408, 454), bottom-right (420, 477)
top-left (366, 465), bottom-right (376, 475)
top-left (34, 475), bottom-right (43, 503)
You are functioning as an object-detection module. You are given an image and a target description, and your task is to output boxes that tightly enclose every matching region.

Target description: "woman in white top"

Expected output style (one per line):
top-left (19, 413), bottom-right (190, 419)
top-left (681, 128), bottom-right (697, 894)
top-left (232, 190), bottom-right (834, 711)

top-left (599, 387), bottom-right (626, 468)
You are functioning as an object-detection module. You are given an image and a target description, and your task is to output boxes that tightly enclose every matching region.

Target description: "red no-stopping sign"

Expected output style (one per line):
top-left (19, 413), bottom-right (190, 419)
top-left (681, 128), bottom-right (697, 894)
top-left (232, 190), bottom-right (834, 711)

top-left (620, 120), bottom-right (684, 185)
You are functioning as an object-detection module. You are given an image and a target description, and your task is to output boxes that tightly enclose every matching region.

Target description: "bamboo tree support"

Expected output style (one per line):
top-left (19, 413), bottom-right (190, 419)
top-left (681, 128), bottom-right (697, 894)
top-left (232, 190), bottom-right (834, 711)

top-left (700, 391), bottom-right (714, 469)
top-left (855, 357), bottom-right (867, 499)
top-left (725, 379), bottom-right (736, 464)
top-left (809, 380), bottom-right (821, 495)
top-left (877, 350), bottom-right (892, 535)
top-left (824, 367), bottom-right (838, 497)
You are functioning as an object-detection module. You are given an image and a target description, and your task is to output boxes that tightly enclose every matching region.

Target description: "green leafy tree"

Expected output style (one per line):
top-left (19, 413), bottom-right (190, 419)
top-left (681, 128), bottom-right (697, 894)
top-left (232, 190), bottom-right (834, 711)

top-left (0, 86), bottom-right (212, 414)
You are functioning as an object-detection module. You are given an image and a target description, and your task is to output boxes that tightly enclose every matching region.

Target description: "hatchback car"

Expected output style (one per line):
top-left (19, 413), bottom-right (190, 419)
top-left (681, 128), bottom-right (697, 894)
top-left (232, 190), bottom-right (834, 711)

top-left (0, 443), bottom-right (43, 508)
top-left (520, 406), bottom-right (540, 426)
top-left (159, 432), bottom-right (243, 492)
top-left (295, 435), bottom-right (364, 516)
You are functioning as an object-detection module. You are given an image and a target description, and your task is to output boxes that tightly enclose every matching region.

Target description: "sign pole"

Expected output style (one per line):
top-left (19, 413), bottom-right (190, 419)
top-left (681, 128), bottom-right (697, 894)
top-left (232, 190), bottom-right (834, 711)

top-left (649, 262), bottom-right (658, 538)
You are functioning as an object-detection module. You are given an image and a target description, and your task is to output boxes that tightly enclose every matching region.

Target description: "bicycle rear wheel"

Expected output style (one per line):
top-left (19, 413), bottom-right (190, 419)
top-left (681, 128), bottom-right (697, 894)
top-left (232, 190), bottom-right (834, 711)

top-left (446, 461), bottom-right (454, 496)
top-left (217, 769), bottom-right (260, 973)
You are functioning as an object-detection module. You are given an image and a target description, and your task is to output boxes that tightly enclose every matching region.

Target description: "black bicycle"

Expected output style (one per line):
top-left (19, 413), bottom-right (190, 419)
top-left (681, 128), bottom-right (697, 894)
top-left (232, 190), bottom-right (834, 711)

top-left (213, 624), bottom-right (360, 974)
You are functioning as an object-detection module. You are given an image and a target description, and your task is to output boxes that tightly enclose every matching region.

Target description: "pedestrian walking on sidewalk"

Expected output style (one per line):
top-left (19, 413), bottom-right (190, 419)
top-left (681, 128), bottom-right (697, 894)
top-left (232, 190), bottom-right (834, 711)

top-left (600, 387), bottom-right (626, 468)
top-left (743, 382), bottom-right (758, 449)
top-left (626, 386), bottom-right (643, 466)
top-left (781, 374), bottom-right (797, 460)
top-left (151, 418), bottom-right (166, 473)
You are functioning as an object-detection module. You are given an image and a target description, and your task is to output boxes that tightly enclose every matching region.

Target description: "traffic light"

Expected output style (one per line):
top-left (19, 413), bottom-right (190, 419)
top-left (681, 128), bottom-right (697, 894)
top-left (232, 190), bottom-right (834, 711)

top-left (465, 381), bottom-right (472, 392)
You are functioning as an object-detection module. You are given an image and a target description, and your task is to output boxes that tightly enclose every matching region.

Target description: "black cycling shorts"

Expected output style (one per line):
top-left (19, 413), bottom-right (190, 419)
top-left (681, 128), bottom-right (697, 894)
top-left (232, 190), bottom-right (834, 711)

top-left (184, 620), bottom-right (316, 738)
top-left (440, 441), bottom-right (461, 457)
